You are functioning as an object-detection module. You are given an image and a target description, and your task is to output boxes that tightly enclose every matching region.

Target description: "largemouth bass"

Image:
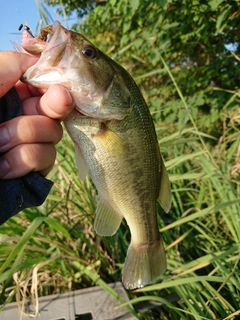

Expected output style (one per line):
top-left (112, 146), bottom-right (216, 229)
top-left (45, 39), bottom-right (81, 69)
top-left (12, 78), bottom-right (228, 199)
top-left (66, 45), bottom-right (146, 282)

top-left (21, 21), bottom-right (172, 290)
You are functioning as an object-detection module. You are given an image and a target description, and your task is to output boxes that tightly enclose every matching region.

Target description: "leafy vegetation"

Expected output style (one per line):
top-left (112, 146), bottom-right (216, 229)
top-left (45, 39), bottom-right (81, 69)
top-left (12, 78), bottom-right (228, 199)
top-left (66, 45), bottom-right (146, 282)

top-left (0, 0), bottom-right (239, 319)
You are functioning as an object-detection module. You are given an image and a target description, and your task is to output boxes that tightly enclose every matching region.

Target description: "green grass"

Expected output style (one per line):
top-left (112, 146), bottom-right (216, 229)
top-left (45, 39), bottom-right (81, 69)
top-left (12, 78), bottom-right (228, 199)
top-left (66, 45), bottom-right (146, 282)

top-left (0, 7), bottom-right (240, 318)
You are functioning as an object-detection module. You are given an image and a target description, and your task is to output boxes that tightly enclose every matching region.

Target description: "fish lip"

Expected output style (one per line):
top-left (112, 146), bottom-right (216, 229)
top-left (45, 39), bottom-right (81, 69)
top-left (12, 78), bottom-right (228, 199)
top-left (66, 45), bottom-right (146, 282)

top-left (21, 20), bottom-right (66, 55)
top-left (39, 21), bottom-right (65, 52)
top-left (47, 21), bottom-right (63, 48)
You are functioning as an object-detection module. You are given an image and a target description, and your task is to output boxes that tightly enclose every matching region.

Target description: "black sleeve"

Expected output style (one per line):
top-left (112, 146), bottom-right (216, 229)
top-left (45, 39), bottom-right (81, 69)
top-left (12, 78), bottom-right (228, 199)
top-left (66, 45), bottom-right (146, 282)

top-left (0, 87), bottom-right (54, 225)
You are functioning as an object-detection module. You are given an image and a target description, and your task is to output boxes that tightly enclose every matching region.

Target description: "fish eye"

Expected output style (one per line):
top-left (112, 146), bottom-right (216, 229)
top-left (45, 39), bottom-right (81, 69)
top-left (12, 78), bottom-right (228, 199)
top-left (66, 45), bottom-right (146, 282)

top-left (82, 46), bottom-right (97, 59)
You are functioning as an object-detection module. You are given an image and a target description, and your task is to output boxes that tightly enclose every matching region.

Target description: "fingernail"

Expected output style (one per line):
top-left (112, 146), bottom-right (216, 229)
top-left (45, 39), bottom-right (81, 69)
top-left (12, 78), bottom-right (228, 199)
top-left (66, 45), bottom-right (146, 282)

top-left (61, 86), bottom-right (73, 106)
top-left (0, 127), bottom-right (9, 146)
top-left (0, 158), bottom-right (11, 178)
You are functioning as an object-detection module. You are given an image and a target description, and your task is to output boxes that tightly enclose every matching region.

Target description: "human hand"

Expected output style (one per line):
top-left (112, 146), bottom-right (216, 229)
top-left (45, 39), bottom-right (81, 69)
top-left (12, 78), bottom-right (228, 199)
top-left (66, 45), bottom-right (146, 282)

top-left (0, 51), bottom-right (74, 179)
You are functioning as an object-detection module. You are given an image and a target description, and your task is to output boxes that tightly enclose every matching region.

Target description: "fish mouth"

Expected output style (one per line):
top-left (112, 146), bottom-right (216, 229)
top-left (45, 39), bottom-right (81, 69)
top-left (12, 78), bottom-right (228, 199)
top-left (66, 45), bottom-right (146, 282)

top-left (20, 21), bottom-right (73, 88)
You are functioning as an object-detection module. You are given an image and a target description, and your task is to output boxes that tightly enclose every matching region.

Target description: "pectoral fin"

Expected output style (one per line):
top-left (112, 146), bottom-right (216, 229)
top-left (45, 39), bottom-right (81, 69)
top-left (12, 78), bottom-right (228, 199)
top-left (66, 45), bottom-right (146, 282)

top-left (158, 160), bottom-right (172, 213)
top-left (94, 197), bottom-right (122, 236)
top-left (74, 142), bottom-right (89, 181)
top-left (92, 123), bottom-right (127, 157)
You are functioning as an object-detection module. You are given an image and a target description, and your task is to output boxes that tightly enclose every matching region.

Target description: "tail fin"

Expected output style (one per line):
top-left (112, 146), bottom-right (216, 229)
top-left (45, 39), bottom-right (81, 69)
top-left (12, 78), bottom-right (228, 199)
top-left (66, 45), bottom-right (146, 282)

top-left (122, 235), bottom-right (167, 290)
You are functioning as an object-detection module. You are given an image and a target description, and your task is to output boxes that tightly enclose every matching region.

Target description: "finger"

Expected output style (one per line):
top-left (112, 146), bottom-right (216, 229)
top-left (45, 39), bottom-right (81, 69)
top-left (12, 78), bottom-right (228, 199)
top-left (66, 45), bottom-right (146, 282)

top-left (22, 84), bottom-right (74, 119)
top-left (0, 51), bottom-right (38, 98)
top-left (0, 115), bottom-right (63, 153)
top-left (0, 143), bottom-right (56, 179)
top-left (15, 80), bottom-right (42, 101)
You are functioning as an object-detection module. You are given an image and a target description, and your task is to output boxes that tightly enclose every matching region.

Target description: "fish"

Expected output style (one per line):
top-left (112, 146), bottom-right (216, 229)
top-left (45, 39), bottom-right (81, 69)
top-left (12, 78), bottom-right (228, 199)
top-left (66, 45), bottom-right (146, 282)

top-left (20, 21), bottom-right (172, 290)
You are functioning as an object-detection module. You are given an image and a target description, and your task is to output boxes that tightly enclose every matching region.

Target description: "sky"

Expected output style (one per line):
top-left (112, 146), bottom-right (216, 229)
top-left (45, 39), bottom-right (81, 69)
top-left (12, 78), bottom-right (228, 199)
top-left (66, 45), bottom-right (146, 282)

top-left (0, 0), bottom-right (77, 52)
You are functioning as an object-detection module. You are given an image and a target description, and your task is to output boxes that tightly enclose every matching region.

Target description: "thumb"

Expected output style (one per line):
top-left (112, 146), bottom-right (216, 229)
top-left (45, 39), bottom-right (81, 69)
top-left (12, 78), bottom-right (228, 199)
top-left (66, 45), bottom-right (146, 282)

top-left (0, 51), bottom-right (38, 98)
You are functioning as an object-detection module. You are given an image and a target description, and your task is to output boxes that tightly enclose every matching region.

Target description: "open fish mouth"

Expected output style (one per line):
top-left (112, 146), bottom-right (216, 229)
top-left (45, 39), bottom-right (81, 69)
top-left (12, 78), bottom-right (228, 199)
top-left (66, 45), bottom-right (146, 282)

top-left (20, 21), bottom-right (75, 94)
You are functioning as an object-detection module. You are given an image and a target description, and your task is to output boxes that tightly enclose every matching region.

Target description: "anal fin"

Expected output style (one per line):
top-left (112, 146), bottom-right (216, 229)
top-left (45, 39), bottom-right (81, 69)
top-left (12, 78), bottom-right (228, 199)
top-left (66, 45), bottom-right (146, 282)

top-left (94, 198), bottom-right (122, 236)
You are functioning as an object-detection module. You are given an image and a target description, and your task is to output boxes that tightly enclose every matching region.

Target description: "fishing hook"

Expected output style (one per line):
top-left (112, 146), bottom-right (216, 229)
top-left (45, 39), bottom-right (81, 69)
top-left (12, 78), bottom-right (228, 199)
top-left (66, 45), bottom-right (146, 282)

top-left (18, 23), bottom-right (35, 38)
